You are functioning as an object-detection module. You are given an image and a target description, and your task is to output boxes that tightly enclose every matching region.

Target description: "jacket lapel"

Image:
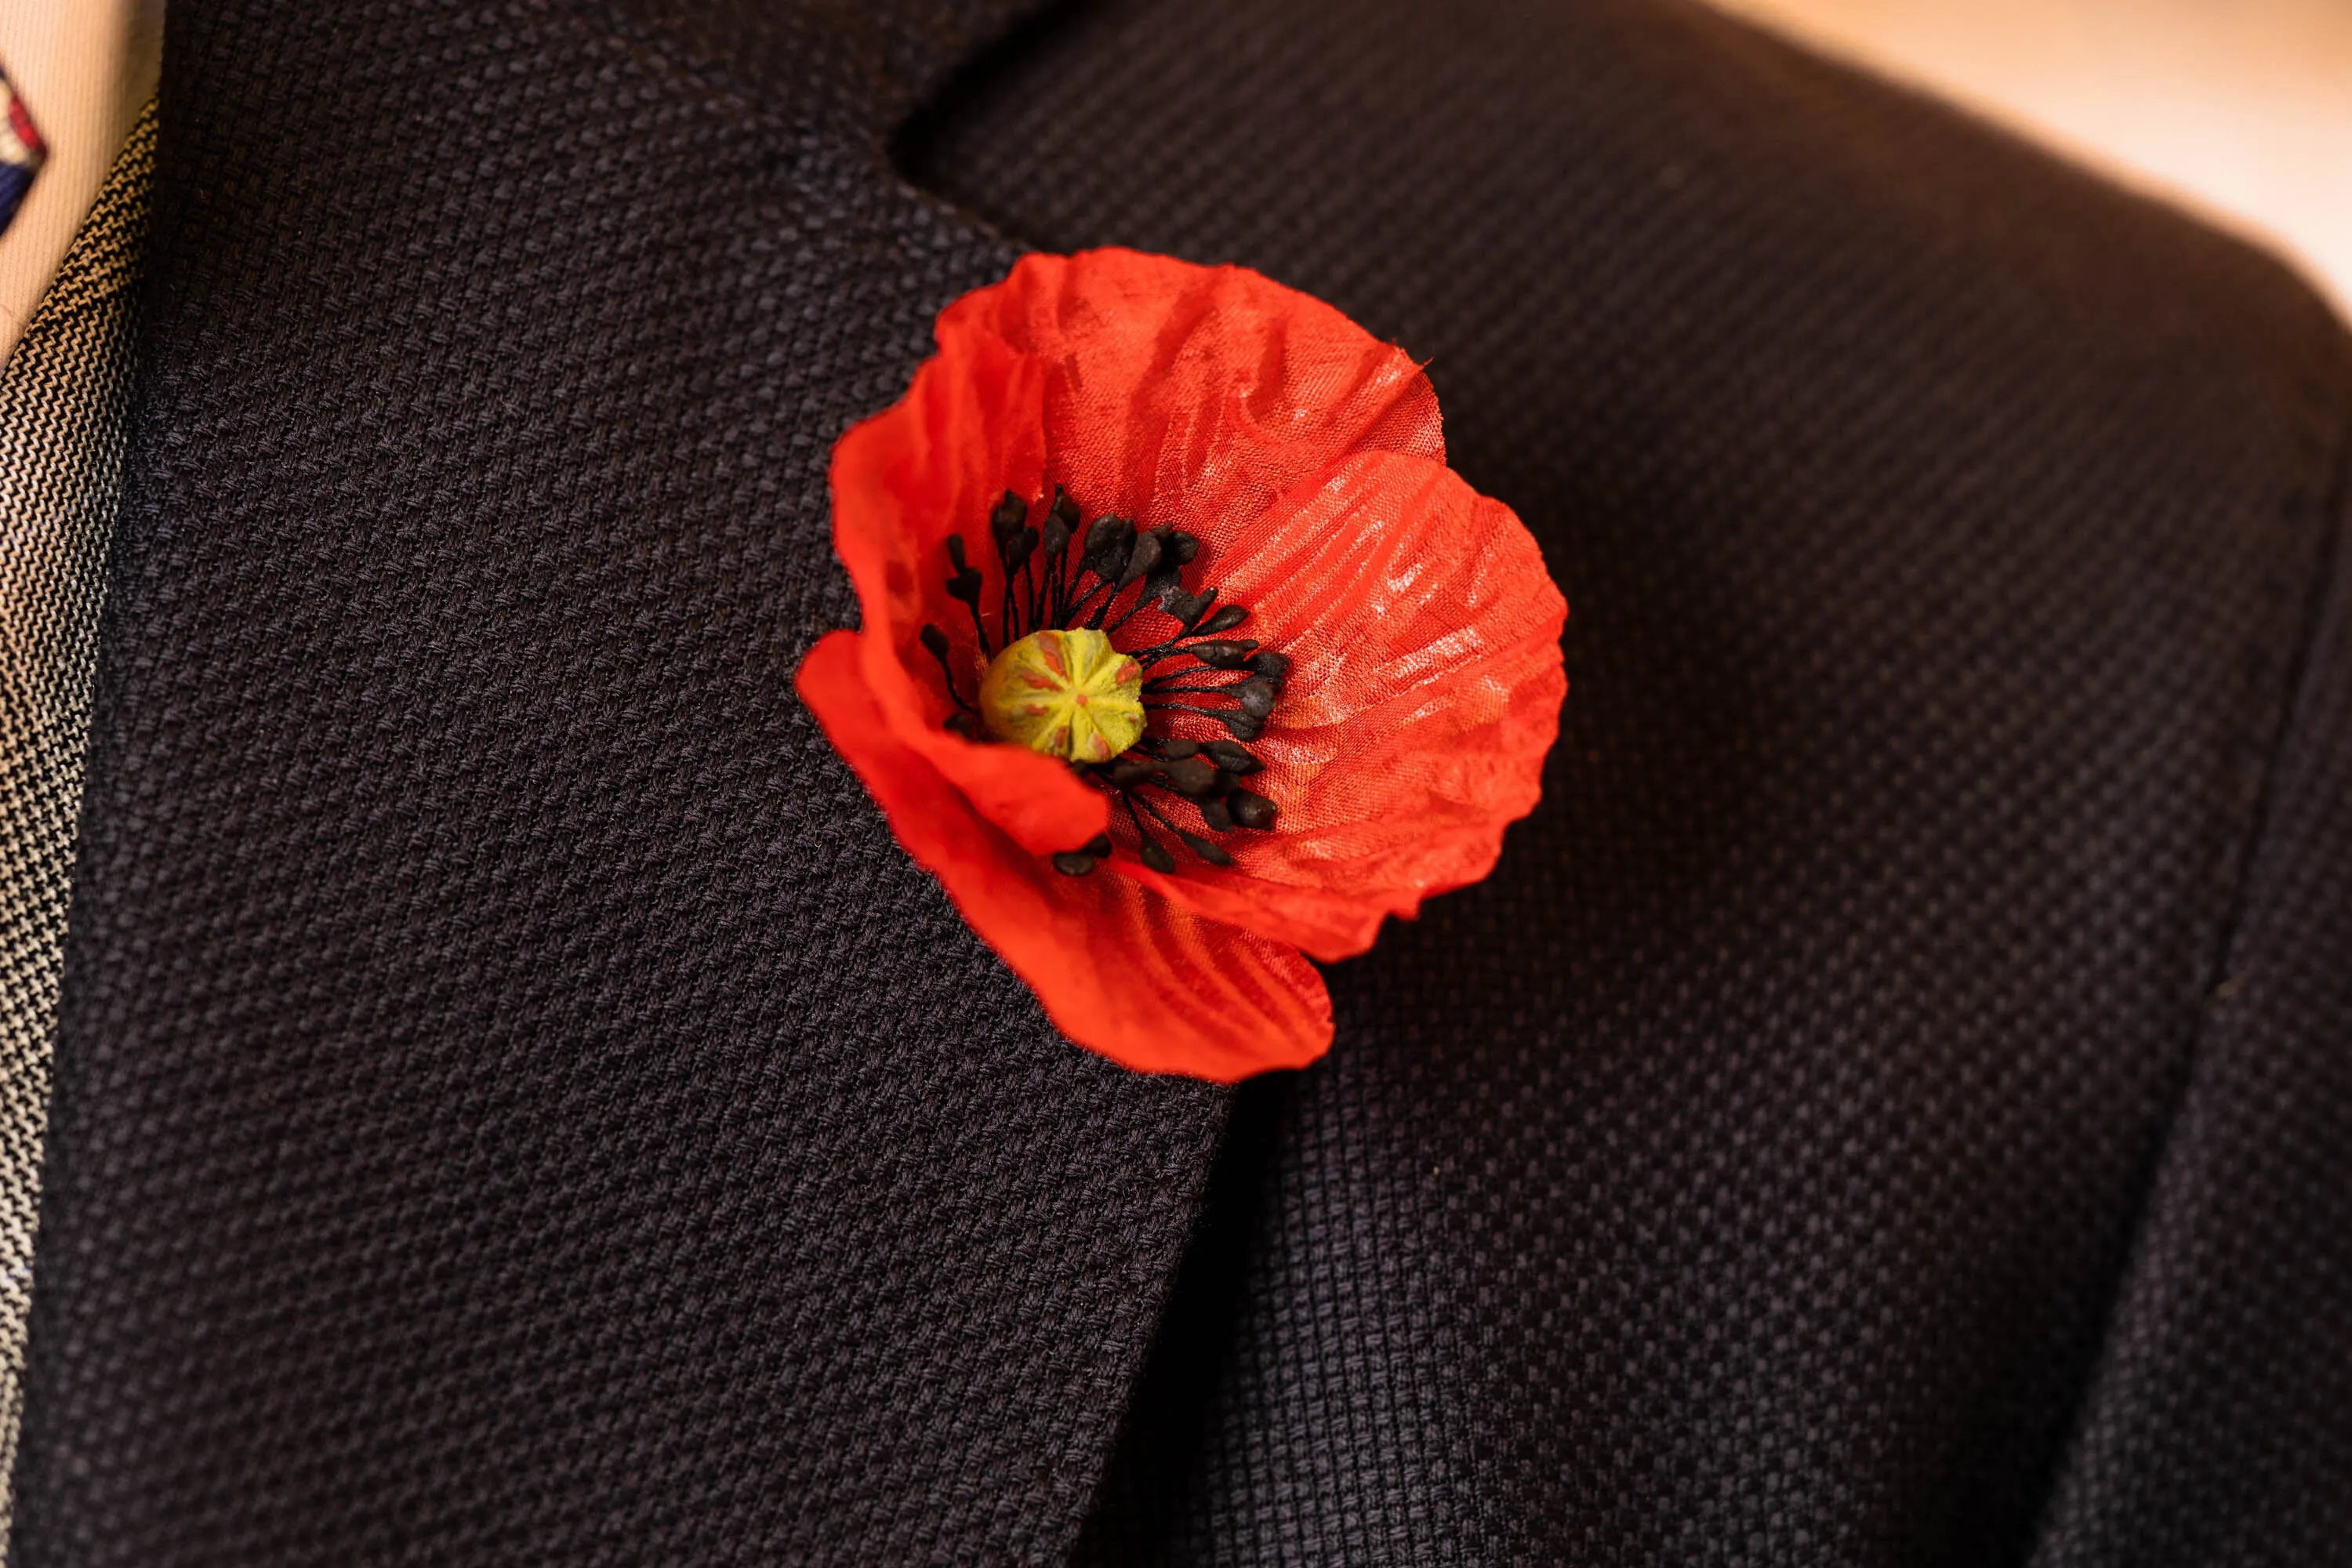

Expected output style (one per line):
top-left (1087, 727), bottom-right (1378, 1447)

top-left (10, 2), bottom-right (1224, 1559)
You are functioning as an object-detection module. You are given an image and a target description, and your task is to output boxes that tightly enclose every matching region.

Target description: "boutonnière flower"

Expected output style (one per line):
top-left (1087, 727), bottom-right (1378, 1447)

top-left (797, 249), bottom-right (1566, 1080)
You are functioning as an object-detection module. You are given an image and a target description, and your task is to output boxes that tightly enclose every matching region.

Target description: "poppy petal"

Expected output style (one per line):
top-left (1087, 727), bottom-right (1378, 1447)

top-left (797, 630), bottom-right (1334, 1080)
top-left (1114, 450), bottom-right (1567, 961)
top-left (941, 249), bottom-right (1446, 539)
top-left (829, 332), bottom-right (1109, 855)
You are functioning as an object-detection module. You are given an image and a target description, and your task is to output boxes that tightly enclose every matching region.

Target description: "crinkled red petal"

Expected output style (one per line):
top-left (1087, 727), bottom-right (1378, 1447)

top-left (828, 325), bottom-right (1107, 856)
top-left (797, 631), bottom-right (1334, 1080)
top-left (941, 249), bottom-right (1446, 534)
top-left (1112, 449), bottom-right (1566, 960)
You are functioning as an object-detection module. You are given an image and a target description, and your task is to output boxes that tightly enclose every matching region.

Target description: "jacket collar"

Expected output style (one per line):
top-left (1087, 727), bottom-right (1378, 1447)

top-left (10, 2), bottom-right (1224, 1558)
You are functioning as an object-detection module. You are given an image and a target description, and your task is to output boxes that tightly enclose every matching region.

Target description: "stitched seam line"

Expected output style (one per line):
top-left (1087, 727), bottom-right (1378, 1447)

top-left (2197, 385), bottom-right (2352, 1009)
top-left (2025, 303), bottom-right (2352, 1554)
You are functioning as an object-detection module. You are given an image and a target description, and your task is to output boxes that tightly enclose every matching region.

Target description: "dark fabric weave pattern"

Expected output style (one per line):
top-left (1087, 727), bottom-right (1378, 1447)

top-left (905, 0), bottom-right (2352, 1562)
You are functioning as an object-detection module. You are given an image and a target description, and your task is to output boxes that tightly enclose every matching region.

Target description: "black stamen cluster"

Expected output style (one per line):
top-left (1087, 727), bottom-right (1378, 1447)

top-left (920, 486), bottom-right (1288, 876)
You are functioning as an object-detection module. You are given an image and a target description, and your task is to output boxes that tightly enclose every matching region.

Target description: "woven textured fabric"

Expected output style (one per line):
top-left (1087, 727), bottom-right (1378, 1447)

top-left (9, 6), bottom-right (1224, 1564)
top-left (0, 103), bottom-right (149, 1548)
top-left (903, 1), bottom-right (2352, 1562)
top-left (11, 0), bottom-right (2352, 1563)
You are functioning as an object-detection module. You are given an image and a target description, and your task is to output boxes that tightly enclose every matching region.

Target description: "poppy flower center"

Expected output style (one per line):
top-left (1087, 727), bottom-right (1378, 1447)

top-left (920, 485), bottom-right (1288, 879)
top-left (979, 630), bottom-right (1145, 761)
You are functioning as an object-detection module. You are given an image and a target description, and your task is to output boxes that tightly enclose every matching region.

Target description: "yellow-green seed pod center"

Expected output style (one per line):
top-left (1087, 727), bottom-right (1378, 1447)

top-left (978, 629), bottom-right (1146, 763)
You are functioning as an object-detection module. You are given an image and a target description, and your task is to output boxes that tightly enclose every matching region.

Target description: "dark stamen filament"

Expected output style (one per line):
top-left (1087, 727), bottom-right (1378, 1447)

top-left (920, 624), bottom-right (977, 716)
top-left (934, 485), bottom-right (1289, 873)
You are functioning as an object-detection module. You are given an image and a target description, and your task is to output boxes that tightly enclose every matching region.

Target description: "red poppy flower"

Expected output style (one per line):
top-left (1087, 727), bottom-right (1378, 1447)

top-left (796, 249), bottom-right (1566, 1080)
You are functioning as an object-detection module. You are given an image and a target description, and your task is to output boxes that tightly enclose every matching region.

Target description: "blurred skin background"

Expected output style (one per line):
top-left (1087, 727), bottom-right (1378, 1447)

top-left (1710, 0), bottom-right (2352, 314)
